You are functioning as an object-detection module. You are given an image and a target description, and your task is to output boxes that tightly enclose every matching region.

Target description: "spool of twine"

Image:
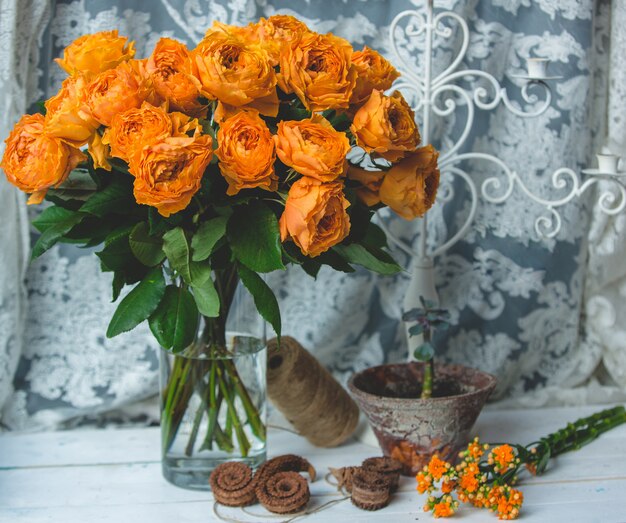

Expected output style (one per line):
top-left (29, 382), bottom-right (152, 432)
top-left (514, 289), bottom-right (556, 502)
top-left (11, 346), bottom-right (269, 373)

top-left (266, 337), bottom-right (359, 447)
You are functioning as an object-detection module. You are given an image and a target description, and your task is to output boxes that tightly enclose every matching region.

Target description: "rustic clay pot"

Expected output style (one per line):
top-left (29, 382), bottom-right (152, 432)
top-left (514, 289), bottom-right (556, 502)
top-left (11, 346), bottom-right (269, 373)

top-left (348, 362), bottom-right (496, 476)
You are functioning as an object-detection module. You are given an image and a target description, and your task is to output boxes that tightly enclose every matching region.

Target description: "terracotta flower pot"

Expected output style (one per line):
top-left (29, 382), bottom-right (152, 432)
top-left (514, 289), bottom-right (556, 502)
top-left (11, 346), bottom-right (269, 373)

top-left (348, 362), bottom-right (496, 476)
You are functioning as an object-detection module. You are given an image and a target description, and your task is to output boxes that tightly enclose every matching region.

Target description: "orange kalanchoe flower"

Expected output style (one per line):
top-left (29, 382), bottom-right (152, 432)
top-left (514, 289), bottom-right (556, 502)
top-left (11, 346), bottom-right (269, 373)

top-left (216, 111), bottom-right (277, 195)
top-left (416, 471), bottom-right (433, 494)
top-left (146, 38), bottom-right (204, 116)
top-left (379, 144), bottom-right (440, 220)
top-left (279, 177), bottom-right (350, 257)
top-left (1, 113), bottom-right (85, 204)
top-left (44, 75), bottom-right (98, 147)
top-left (350, 46), bottom-right (400, 106)
top-left (427, 455), bottom-right (449, 481)
top-left (491, 445), bottom-right (516, 472)
top-left (433, 499), bottom-right (456, 518)
top-left (130, 133), bottom-right (213, 217)
top-left (56, 29), bottom-right (135, 78)
top-left (488, 485), bottom-right (523, 520)
top-left (192, 29), bottom-right (279, 117)
top-left (458, 462), bottom-right (481, 493)
top-left (278, 31), bottom-right (356, 112)
top-left (463, 437), bottom-right (487, 462)
top-left (274, 115), bottom-right (350, 183)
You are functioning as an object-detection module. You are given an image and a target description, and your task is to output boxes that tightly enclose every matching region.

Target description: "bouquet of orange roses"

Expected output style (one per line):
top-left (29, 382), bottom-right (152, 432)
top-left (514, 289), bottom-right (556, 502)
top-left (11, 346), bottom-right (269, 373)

top-left (1, 15), bottom-right (440, 484)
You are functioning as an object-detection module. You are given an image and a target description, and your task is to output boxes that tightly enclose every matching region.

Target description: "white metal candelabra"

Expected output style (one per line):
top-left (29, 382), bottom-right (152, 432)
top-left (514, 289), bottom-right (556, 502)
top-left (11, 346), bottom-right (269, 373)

top-left (378, 0), bottom-right (626, 359)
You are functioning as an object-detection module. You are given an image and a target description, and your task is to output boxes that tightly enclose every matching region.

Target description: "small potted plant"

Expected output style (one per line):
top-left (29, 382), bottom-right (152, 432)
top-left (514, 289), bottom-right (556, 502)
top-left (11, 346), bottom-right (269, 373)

top-left (348, 297), bottom-right (497, 475)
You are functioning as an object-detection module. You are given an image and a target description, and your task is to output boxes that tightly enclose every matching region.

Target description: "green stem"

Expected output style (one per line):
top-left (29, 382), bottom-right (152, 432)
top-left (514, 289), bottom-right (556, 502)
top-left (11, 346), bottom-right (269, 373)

top-left (184, 399), bottom-right (205, 457)
top-left (216, 361), bottom-right (251, 457)
top-left (222, 358), bottom-right (266, 441)
top-left (421, 331), bottom-right (433, 400)
top-left (537, 406), bottom-right (626, 458)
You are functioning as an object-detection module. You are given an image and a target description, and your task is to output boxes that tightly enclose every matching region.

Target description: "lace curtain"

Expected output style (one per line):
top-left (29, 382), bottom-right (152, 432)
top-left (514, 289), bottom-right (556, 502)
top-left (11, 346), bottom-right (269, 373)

top-left (0, 0), bottom-right (624, 431)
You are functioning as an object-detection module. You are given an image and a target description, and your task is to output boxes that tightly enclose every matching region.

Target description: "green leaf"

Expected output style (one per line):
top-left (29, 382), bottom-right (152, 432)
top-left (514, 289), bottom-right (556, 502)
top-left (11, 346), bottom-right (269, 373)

top-left (112, 271), bottom-right (125, 302)
top-left (149, 285), bottom-right (199, 352)
top-left (64, 215), bottom-right (125, 246)
top-left (536, 447), bottom-right (551, 475)
top-left (96, 228), bottom-right (134, 272)
top-left (129, 222), bottom-right (165, 267)
top-left (189, 260), bottom-right (213, 287)
top-left (191, 216), bottom-right (228, 262)
top-left (413, 342), bottom-right (435, 362)
top-left (96, 227), bottom-right (149, 284)
top-left (32, 207), bottom-right (77, 233)
top-left (31, 207), bottom-right (84, 259)
top-left (333, 243), bottom-right (402, 275)
top-left (162, 227), bottom-right (191, 283)
top-left (80, 176), bottom-right (135, 217)
top-left (362, 223), bottom-right (389, 249)
top-left (227, 201), bottom-right (285, 273)
top-left (317, 250), bottom-right (355, 274)
top-left (192, 278), bottom-right (220, 318)
top-left (237, 264), bottom-right (281, 339)
top-left (106, 267), bottom-right (166, 338)
top-left (408, 323), bottom-right (424, 337)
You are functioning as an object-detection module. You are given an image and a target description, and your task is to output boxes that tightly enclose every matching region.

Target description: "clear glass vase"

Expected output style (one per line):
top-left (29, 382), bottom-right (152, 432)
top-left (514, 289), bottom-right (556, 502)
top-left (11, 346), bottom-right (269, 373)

top-left (159, 271), bottom-right (267, 490)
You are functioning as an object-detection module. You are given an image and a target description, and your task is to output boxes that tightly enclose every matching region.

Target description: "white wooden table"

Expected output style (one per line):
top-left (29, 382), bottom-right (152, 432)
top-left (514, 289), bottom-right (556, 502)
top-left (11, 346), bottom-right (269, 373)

top-left (1, 405), bottom-right (625, 523)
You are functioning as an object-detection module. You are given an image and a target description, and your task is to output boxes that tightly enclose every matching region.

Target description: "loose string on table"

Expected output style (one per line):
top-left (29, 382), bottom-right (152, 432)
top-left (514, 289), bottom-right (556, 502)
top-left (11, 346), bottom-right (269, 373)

top-left (213, 496), bottom-right (350, 523)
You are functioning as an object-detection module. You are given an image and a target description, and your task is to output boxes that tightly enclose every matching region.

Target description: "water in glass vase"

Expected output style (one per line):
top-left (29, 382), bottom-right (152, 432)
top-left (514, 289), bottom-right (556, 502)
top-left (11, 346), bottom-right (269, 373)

top-left (160, 334), bottom-right (267, 490)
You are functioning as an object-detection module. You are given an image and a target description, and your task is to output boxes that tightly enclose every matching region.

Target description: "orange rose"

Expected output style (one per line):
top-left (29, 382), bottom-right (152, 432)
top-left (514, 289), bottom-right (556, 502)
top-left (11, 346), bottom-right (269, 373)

top-left (204, 20), bottom-right (259, 42)
top-left (44, 75), bottom-right (98, 147)
top-left (55, 30), bottom-right (135, 77)
top-left (278, 31), bottom-right (356, 112)
top-left (103, 102), bottom-right (175, 163)
top-left (350, 46), bottom-right (400, 106)
top-left (130, 134), bottom-right (213, 217)
top-left (274, 114), bottom-right (350, 182)
top-left (215, 111), bottom-right (277, 195)
top-left (88, 132), bottom-right (111, 171)
top-left (279, 177), bottom-right (350, 257)
top-left (192, 30), bottom-right (278, 117)
top-left (346, 165), bottom-right (385, 206)
top-left (257, 15), bottom-right (311, 64)
top-left (84, 60), bottom-right (151, 127)
top-left (351, 89), bottom-right (420, 162)
top-left (146, 38), bottom-right (204, 116)
top-left (1, 113), bottom-right (85, 204)
top-left (379, 145), bottom-right (440, 220)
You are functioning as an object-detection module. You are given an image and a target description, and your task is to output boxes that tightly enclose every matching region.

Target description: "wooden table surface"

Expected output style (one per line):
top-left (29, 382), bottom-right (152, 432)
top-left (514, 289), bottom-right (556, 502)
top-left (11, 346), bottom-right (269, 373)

top-left (1, 404), bottom-right (625, 523)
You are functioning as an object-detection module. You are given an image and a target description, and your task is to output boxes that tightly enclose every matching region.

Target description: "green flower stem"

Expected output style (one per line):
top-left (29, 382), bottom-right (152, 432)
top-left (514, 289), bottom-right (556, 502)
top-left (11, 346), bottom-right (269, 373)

top-left (213, 419), bottom-right (234, 453)
top-left (161, 355), bottom-right (193, 454)
top-left (184, 397), bottom-right (205, 457)
top-left (421, 331), bottom-right (433, 400)
top-left (533, 406), bottom-right (626, 461)
top-left (216, 361), bottom-right (251, 457)
top-left (222, 357), bottom-right (266, 441)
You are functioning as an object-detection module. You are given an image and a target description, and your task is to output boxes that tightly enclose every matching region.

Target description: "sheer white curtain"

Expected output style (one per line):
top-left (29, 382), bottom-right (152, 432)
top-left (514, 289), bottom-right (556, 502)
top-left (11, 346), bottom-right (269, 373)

top-left (0, 0), bottom-right (50, 420)
top-left (0, 0), bottom-right (625, 429)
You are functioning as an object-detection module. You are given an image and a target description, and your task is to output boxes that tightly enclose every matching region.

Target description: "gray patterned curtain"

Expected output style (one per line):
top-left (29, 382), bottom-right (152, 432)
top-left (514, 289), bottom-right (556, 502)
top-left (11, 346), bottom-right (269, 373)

top-left (1, 0), bottom-right (624, 430)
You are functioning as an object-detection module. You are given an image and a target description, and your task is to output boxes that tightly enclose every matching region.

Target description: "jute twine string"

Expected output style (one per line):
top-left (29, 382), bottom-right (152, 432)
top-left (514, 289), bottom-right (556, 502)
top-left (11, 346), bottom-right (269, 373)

top-left (213, 496), bottom-right (350, 523)
top-left (266, 337), bottom-right (359, 448)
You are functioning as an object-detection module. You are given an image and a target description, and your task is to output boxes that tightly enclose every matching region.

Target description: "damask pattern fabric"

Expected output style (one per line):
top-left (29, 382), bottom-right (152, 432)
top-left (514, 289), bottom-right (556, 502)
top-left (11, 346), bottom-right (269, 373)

top-left (0, 0), bottom-right (624, 430)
